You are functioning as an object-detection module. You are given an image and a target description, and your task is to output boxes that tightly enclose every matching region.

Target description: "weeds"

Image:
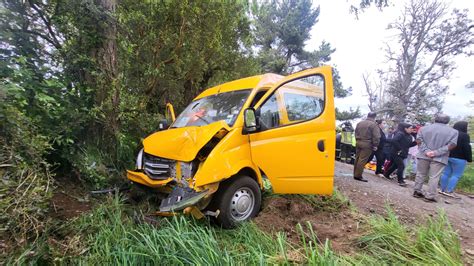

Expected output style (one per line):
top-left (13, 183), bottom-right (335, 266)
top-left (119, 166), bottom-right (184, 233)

top-left (456, 162), bottom-right (474, 194)
top-left (357, 208), bottom-right (462, 265)
top-left (50, 196), bottom-right (288, 265)
top-left (0, 104), bottom-right (54, 256)
top-left (299, 189), bottom-right (351, 212)
top-left (6, 195), bottom-right (464, 265)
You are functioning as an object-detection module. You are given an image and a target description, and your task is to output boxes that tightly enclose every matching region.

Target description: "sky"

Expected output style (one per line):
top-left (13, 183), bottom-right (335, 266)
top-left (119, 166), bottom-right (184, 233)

top-left (307, 0), bottom-right (474, 119)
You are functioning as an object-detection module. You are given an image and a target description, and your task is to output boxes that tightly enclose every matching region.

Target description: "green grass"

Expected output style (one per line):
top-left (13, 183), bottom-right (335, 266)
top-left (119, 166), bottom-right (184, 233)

top-left (299, 189), bottom-right (352, 212)
top-left (357, 208), bottom-right (462, 265)
top-left (7, 196), bottom-right (464, 265)
top-left (10, 195), bottom-right (347, 265)
top-left (456, 161), bottom-right (474, 193)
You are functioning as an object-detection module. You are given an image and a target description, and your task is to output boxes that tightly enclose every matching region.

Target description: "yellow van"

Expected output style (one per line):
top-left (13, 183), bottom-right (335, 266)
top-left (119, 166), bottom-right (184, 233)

top-left (127, 66), bottom-right (335, 228)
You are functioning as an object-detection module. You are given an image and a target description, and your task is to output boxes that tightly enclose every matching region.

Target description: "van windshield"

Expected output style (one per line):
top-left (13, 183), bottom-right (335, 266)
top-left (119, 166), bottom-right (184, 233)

top-left (172, 89), bottom-right (251, 128)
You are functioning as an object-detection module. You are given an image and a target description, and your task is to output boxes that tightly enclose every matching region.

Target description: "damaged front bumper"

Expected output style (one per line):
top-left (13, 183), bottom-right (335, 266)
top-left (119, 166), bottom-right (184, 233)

top-left (127, 170), bottom-right (172, 188)
top-left (159, 186), bottom-right (208, 212)
top-left (127, 169), bottom-right (217, 217)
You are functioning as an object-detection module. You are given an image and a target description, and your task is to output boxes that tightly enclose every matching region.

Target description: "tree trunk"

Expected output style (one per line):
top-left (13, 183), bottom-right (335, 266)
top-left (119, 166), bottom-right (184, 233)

top-left (96, 0), bottom-right (120, 149)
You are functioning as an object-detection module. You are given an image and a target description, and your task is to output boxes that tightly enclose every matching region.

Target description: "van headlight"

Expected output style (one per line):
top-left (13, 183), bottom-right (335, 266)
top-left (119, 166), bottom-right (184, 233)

top-left (135, 148), bottom-right (144, 169)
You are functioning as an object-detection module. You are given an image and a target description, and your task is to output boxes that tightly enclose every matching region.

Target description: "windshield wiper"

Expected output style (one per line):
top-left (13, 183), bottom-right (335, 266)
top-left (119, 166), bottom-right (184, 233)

top-left (194, 114), bottom-right (211, 125)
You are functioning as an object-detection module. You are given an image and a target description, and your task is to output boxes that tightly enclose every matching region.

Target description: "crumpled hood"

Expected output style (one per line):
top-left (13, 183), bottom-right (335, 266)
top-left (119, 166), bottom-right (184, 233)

top-left (143, 121), bottom-right (230, 162)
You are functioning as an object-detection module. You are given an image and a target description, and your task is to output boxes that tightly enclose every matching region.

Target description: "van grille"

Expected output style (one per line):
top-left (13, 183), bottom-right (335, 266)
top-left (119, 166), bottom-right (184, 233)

top-left (143, 153), bottom-right (174, 180)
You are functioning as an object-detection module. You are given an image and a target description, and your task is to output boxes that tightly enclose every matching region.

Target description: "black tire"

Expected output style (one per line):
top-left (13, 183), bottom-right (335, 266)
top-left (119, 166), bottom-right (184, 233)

top-left (208, 176), bottom-right (262, 229)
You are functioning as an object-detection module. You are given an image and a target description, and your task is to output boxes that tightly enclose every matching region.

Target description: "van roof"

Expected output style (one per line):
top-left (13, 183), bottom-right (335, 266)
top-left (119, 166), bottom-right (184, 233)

top-left (195, 73), bottom-right (284, 100)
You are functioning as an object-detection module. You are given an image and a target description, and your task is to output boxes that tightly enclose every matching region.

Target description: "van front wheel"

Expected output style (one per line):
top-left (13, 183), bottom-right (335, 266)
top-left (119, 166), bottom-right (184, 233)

top-left (210, 176), bottom-right (261, 229)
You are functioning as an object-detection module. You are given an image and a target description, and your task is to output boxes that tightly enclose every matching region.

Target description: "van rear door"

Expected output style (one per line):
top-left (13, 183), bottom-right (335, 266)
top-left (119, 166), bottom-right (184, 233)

top-left (248, 66), bottom-right (335, 194)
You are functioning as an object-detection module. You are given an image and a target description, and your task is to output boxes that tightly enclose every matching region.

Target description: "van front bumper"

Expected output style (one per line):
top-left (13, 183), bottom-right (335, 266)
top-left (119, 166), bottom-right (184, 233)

top-left (159, 186), bottom-right (208, 212)
top-left (126, 170), bottom-right (172, 188)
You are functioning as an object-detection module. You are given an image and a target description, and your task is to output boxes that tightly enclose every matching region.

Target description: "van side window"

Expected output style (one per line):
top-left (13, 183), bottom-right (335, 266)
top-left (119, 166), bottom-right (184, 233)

top-left (257, 74), bottom-right (325, 130)
top-left (259, 94), bottom-right (280, 129)
top-left (283, 93), bottom-right (323, 121)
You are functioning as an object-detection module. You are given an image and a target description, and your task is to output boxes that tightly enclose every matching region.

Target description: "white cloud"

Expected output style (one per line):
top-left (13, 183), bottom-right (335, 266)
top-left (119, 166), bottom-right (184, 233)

top-left (308, 0), bottom-right (474, 117)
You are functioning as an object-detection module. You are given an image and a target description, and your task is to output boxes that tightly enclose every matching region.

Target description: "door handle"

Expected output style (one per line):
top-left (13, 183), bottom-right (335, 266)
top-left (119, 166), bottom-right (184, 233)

top-left (317, 140), bottom-right (325, 152)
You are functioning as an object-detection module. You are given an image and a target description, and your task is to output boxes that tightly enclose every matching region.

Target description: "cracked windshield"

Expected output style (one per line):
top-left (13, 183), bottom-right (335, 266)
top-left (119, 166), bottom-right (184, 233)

top-left (172, 90), bottom-right (251, 128)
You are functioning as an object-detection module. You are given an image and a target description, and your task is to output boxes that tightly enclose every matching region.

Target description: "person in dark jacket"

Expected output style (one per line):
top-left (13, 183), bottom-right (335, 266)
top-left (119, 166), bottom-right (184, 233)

top-left (384, 123), bottom-right (417, 186)
top-left (439, 121), bottom-right (472, 198)
top-left (367, 119), bottom-right (387, 176)
top-left (383, 126), bottom-right (395, 158)
top-left (382, 126), bottom-right (395, 176)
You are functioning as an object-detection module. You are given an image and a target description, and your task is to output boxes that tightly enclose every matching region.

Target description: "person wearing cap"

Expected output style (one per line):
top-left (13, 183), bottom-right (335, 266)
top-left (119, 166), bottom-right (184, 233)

top-left (353, 112), bottom-right (381, 182)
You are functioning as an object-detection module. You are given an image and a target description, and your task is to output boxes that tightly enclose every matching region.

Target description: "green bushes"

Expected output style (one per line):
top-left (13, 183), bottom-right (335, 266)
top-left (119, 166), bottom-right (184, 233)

top-left (0, 95), bottom-right (54, 246)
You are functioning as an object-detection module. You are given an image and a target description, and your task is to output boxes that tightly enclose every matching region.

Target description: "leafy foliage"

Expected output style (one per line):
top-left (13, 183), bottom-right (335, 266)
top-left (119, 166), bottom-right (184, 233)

top-left (0, 77), bottom-right (54, 246)
top-left (336, 107), bottom-right (362, 121)
top-left (250, 0), bottom-right (351, 98)
top-left (0, 0), bottom-right (357, 254)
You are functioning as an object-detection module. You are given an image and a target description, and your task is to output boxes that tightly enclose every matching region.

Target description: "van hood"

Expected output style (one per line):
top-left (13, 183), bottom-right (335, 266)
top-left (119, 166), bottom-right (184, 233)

top-left (143, 121), bottom-right (230, 162)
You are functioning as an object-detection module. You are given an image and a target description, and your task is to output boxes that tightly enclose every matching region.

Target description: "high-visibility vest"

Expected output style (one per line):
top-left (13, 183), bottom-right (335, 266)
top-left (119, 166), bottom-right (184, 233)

top-left (341, 131), bottom-right (352, 145)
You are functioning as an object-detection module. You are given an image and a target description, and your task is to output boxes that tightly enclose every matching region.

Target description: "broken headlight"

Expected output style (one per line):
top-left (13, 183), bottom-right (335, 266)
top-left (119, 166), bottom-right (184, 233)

top-left (135, 148), bottom-right (144, 170)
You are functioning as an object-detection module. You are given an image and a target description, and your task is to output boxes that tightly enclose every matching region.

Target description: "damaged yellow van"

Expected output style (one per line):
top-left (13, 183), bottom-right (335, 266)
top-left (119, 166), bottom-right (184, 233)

top-left (127, 66), bottom-right (335, 228)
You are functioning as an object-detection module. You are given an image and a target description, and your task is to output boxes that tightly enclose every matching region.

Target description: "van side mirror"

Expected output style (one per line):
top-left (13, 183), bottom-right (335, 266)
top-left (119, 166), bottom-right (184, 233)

top-left (158, 119), bottom-right (169, 131)
top-left (243, 108), bottom-right (258, 133)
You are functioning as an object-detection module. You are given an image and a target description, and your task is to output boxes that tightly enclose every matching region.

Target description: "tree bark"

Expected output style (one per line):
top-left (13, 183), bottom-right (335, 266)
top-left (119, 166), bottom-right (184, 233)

top-left (96, 0), bottom-right (120, 142)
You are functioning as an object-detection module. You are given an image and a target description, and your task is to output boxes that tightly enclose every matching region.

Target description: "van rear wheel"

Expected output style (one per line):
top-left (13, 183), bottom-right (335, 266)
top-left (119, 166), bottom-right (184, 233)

top-left (209, 176), bottom-right (261, 229)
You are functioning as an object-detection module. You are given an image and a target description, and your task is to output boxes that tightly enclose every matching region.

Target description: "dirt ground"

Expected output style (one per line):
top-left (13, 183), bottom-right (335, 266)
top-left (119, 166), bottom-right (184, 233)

top-left (49, 176), bottom-right (92, 220)
top-left (48, 162), bottom-right (474, 258)
top-left (255, 161), bottom-right (474, 258)
top-left (254, 195), bottom-right (365, 255)
top-left (334, 162), bottom-right (474, 252)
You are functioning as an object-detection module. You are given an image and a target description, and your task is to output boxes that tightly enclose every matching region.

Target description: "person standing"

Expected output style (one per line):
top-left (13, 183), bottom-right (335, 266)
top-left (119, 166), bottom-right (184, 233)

top-left (340, 121), bottom-right (354, 164)
top-left (353, 112), bottom-right (381, 182)
top-left (439, 121), bottom-right (472, 198)
top-left (367, 119), bottom-right (387, 177)
top-left (383, 123), bottom-right (416, 186)
top-left (405, 125), bottom-right (420, 178)
top-left (413, 114), bottom-right (458, 202)
top-left (382, 126), bottom-right (395, 175)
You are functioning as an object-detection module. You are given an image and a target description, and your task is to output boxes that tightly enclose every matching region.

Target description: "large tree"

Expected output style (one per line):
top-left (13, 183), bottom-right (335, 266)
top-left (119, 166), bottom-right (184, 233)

top-left (381, 0), bottom-right (473, 122)
top-left (250, 0), bottom-right (352, 99)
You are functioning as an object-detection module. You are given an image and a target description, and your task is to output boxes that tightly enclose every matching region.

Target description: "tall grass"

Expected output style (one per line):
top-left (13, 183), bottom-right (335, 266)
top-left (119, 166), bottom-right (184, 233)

top-left (8, 196), bottom-right (464, 265)
top-left (456, 161), bottom-right (474, 193)
top-left (357, 208), bottom-right (462, 265)
top-left (49, 195), bottom-right (345, 265)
